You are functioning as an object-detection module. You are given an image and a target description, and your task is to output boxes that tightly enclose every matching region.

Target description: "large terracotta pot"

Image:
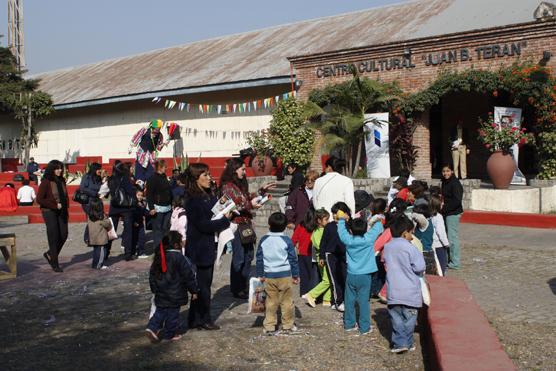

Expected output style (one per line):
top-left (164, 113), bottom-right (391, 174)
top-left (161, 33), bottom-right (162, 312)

top-left (251, 155), bottom-right (273, 176)
top-left (486, 151), bottom-right (516, 189)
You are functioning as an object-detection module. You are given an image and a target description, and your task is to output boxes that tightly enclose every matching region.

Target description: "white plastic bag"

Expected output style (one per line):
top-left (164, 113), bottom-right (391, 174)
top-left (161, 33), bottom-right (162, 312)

top-left (420, 276), bottom-right (431, 306)
top-left (247, 277), bottom-right (266, 314)
top-left (107, 218), bottom-right (118, 241)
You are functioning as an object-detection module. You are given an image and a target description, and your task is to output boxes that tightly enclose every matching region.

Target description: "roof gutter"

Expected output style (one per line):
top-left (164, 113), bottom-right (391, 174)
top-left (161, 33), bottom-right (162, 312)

top-left (53, 76), bottom-right (293, 110)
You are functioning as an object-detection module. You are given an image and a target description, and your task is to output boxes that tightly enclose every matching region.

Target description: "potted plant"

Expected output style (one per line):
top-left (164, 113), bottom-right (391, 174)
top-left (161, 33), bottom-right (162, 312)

top-left (245, 130), bottom-right (273, 176)
top-left (477, 113), bottom-right (532, 189)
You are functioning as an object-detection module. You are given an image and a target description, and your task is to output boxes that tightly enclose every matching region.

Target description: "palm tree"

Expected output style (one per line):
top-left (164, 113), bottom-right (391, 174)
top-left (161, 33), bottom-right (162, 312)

top-left (308, 66), bottom-right (402, 176)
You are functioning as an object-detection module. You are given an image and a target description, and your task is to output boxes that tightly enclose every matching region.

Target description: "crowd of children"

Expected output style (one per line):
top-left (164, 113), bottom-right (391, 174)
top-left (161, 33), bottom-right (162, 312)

top-left (136, 162), bottom-right (462, 354)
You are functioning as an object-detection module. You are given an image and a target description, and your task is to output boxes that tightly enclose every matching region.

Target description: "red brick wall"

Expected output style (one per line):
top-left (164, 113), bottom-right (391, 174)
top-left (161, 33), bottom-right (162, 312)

top-left (291, 20), bottom-right (556, 178)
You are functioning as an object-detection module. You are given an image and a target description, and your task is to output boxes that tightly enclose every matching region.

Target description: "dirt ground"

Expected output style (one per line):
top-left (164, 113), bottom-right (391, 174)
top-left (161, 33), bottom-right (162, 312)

top-left (0, 221), bottom-right (426, 371)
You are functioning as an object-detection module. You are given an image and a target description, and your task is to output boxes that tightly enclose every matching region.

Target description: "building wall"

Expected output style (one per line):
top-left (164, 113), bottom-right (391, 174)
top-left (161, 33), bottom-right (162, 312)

top-left (290, 20), bottom-right (556, 178)
top-left (0, 84), bottom-right (291, 163)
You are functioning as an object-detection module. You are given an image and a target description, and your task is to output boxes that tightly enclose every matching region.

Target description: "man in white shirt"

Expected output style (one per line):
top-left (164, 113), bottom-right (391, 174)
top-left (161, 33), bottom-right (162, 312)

top-left (17, 179), bottom-right (36, 206)
top-left (313, 157), bottom-right (355, 218)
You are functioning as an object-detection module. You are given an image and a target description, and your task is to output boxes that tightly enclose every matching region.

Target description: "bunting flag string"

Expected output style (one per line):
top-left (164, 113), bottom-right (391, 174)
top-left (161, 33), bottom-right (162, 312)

top-left (151, 91), bottom-right (296, 115)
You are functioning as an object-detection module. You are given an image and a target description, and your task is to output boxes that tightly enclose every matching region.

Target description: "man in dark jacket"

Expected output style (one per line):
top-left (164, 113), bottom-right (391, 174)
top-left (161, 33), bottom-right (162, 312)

top-left (27, 157), bottom-right (40, 184)
top-left (146, 160), bottom-right (173, 253)
top-left (146, 233), bottom-right (198, 342)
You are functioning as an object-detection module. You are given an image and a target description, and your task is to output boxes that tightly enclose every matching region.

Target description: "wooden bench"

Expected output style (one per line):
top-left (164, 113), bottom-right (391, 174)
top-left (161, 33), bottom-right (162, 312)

top-left (0, 233), bottom-right (16, 280)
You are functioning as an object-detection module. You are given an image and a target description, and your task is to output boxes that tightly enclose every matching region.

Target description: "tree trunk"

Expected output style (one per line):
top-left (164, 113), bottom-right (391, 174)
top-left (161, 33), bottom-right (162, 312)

top-left (352, 138), bottom-right (362, 177)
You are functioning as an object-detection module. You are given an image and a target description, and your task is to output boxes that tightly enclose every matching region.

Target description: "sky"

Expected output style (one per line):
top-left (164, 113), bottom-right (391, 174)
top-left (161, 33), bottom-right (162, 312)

top-left (0, 0), bottom-right (406, 75)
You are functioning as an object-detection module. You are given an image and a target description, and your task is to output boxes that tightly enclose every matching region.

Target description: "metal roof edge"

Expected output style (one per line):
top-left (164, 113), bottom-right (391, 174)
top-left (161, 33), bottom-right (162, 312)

top-left (53, 76), bottom-right (293, 110)
top-left (287, 19), bottom-right (556, 63)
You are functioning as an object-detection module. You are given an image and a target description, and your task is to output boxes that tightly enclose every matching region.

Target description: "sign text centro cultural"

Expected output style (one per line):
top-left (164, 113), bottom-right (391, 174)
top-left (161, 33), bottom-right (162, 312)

top-left (315, 42), bottom-right (527, 78)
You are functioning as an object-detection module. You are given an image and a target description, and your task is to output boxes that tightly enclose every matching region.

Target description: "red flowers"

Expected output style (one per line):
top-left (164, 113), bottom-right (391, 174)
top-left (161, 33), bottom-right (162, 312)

top-left (485, 144), bottom-right (491, 149)
top-left (492, 90), bottom-right (498, 97)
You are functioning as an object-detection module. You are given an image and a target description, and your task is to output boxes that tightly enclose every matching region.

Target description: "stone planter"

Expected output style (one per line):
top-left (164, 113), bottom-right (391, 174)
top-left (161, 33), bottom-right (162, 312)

top-left (486, 151), bottom-right (516, 189)
top-left (250, 156), bottom-right (273, 176)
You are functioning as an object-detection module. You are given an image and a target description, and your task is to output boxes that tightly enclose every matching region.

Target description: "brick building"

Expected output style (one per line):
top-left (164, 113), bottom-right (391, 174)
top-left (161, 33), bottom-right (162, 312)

top-left (289, 4), bottom-right (556, 178)
top-left (0, 0), bottom-right (554, 178)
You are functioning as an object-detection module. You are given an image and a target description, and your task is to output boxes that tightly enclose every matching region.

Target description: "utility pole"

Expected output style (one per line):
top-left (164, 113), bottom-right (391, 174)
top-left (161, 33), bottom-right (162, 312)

top-left (8, 0), bottom-right (25, 70)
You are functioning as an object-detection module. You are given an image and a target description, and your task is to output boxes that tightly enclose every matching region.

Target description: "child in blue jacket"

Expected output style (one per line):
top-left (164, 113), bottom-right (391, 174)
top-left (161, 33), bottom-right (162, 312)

top-left (256, 212), bottom-right (300, 335)
top-left (337, 211), bottom-right (384, 335)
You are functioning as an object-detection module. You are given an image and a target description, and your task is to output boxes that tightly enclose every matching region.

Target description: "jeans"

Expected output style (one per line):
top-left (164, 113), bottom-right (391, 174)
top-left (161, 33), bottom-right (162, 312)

top-left (230, 231), bottom-right (254, 295)
top-left (371, 257), bottom-right (386, 297)
top-left (135, 161), bottom-right (155, 183)
top-left (264, 277), bottom-right (294, 332)
top-left (435, 247), bottom-right (448, 275)
top-left (298, 255), bottom-right (318, 297)
top-left (41, 209), bottom-right (68, 267)
top-left (445, 214), bottom-right (462, 268)
top-left (344, 273), bottom-right (372, 333)
top-left (388, 304), bottom-right (418, 349)
top-left (91, 245), bottom-right (107, 269)
top-left (152, 211), bottom-right (171, 252)
top-left (147, 306), bottom-right (180, 339)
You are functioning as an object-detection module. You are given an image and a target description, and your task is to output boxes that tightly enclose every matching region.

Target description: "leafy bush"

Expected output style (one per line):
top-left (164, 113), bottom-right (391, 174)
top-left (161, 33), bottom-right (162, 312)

top-left (268, 99), bottom-right (315, 167)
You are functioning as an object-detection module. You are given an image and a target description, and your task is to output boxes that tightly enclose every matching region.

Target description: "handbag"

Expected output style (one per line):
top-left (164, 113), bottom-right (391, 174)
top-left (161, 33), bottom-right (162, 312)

top-left (107, 218), bottom-right (118, 241)
top-left (111, 180), bottom-right (137, 208)
top-left (73, 189), bottom-right (90, 205)
top-left (238, 222), bottom-right (256, 245)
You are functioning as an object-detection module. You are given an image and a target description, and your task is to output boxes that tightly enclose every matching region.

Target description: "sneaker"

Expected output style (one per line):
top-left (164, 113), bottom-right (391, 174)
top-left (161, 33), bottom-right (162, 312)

top-left (345, 326), bottom-right (358, 333)
top-left (100, 265), bottom-right (109, 270)
top-left (322, 301), bottom-right (332, 307)
top-left (336, 303), bottom-right (345, 312)
top-left (390, 347), bottom-right (409, 354)
top-left (409, 345), bottom-right (416, 352)
top-left (137, 254), bottom-right (150, 259)
top-left (304, 294), bottom-right (316, 308)
top-left (358, 329), bottom-right (373, 336)
top-left (264, 329), bottom-right (278, 336)
top-left (145, 329), bottom-right (160, 343)
top-left (169, 335), bottom-right (182, 341)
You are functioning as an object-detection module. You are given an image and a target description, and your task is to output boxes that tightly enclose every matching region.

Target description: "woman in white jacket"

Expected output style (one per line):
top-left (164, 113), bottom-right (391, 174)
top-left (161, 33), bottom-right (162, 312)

top-left (313, 157), bottom-right (355, 218)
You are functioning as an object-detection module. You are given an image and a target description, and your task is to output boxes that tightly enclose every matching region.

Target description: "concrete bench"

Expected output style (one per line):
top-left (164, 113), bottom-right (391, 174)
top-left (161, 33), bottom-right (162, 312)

top-left (0, 233), bottom-right (17, 280)
top-left (424, 275), bottom-right (515, 371)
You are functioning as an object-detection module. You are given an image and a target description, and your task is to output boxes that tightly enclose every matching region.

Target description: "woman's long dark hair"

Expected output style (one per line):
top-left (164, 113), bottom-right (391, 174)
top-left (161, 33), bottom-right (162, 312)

top-left (43, 160), bottom-right (64, 181)
top-left (151, 231), bottom-right (182, 279)
top-left (87, 162), bottom-right (102, 183)
top-left (184, 163), bottom-right (210, 197)
top-left (220, 158), bottom-right (248, 194)
top-left (88, 198), bottom-right (105, 222)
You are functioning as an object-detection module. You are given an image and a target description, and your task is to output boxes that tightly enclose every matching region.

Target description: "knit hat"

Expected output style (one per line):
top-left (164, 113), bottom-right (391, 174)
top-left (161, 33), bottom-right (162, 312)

top-left (150, 119), bottom-right (163, 130)
top-left (354, 190), bottom-right (374, 212)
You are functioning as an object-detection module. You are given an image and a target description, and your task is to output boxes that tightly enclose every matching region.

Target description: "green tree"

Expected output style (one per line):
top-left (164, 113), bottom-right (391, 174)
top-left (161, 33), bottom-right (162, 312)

top-left (0, 43), bottom-right (53, 165)
top-left (309, 67), bottom-right (402, 176)
top-left (269, 98), bottom-right (316, 168)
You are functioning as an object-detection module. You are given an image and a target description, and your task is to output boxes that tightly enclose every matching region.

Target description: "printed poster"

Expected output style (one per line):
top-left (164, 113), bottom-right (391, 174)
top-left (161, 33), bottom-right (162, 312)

top-left (494, 107), bottom-right (526, 185)
top-left (364, 113), bottom-right (390, 178)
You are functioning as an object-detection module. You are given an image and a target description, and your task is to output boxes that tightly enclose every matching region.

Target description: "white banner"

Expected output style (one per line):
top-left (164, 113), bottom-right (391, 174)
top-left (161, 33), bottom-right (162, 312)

top-left (494, 106), bottom-right (525, 185)
top-left (364, 113), bottom-right (390, 178)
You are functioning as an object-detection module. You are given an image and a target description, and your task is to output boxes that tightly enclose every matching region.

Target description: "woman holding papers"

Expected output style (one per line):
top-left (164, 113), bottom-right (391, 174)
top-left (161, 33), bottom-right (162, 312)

top-left (220, 158), bottom-right (275, 299)
top-left (184, 163), bottom-right (231, 330)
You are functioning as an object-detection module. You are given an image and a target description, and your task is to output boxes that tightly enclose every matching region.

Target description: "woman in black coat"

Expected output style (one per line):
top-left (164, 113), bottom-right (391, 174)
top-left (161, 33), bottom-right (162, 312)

top-left (36, 160), bottom-right (69, 272)
top-left (108, 162), bottom-right (137, 261)
top-left (184, 163), bottom-right (231, 330)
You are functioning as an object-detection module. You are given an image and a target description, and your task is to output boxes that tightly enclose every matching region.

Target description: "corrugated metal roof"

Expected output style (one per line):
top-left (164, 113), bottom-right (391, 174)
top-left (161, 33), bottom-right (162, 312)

top-left (33, 0), bottom-right (542, 106)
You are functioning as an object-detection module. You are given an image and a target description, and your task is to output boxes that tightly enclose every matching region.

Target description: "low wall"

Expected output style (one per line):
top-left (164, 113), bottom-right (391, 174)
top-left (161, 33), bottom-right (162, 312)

top-left (425, 275), bottom-right (516, 371)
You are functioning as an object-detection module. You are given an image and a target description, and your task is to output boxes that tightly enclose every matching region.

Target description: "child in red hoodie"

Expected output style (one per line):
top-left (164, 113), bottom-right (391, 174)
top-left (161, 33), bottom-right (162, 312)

top-left (292, 209), bottom-right (317, 297)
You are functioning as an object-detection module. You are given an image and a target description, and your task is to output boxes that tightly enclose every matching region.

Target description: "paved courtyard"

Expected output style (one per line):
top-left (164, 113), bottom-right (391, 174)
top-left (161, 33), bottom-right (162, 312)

top-left (0, 220), bottom-right (554, 370)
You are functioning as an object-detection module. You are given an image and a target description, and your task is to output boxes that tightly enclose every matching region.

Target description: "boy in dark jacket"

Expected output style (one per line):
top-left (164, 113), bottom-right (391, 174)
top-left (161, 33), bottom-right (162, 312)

top-left (146, 231), bottom-right (198, 343)
top-left (319, 202), bottom-right (350, 312)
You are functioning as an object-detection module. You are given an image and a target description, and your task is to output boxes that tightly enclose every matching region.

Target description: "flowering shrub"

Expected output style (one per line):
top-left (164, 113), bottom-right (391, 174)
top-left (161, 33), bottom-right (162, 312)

top-left (477, 113), bottom-right (532, 154)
